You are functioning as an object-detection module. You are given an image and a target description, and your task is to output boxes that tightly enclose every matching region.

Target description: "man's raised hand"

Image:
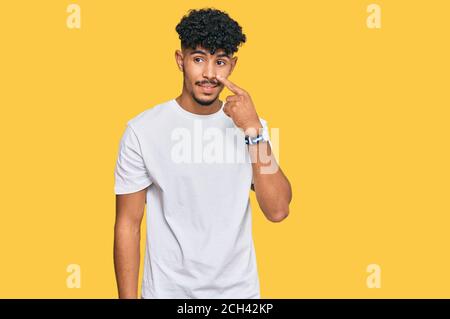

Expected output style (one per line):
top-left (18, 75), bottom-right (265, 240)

top-left (216, 74), bottom-right (262, 136)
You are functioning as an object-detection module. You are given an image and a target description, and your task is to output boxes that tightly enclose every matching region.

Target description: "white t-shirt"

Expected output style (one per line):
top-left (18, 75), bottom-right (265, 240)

top-left (114, 98), bottom-right (270, 299)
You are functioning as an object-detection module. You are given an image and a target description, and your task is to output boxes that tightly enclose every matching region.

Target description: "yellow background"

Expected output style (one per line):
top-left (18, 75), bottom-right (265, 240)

top-left (0, 0), bottom-right (449, 298)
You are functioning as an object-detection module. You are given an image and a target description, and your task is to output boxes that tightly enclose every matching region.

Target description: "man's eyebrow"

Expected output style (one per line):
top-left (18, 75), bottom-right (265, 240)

top-left (216, 53), bottom-right (231, 59)
top-left (190, 50), bottom-right (230, 59)
top-left (190, 50), bottom-right (207, 56)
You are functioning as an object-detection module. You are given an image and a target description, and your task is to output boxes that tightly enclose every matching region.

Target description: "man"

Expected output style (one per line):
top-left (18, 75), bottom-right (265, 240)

top-left (114, 8), bottom-right (292, 299)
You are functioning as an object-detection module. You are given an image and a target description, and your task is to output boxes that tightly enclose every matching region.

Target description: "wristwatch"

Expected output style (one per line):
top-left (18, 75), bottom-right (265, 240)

top-left (245, 131), bottom-right (270, 145)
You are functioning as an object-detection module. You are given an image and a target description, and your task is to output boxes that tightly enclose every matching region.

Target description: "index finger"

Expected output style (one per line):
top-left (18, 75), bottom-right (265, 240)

top-left (216, 75), bottom-right (246, 96)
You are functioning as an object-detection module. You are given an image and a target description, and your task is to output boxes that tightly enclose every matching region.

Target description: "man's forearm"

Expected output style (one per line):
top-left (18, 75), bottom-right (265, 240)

top-left (113, 224), bottom-right (141, 298)
top-left (249, 140), bottom-right (292, 222)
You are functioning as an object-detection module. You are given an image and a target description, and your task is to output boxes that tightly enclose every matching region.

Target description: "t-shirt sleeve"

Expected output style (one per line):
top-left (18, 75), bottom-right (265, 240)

top-left (114, 124), bottom-right (152, 194)
top-left (251, 117), bottom-right (271, 187)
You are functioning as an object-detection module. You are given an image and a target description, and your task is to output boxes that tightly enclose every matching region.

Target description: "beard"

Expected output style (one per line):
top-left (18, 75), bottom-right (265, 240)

top-left (183, 66), bottom-right (220, 106)
top-left (191, 91), bottom-right (218, 106)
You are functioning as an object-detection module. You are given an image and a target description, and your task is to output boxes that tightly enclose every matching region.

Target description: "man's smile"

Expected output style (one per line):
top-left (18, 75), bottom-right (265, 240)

top-left (197, 83), bottom-right (218, 93)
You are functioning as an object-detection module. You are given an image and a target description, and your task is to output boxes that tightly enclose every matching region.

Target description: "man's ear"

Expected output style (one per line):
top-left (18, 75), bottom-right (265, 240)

top-left (175, 50), bottom-right (184, 72)
top-left (229, 56), bottom-right (238, 75)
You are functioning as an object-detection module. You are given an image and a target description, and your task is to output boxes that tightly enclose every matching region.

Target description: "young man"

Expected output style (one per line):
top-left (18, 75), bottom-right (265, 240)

top-left (114, 8), bottom-right (292, 299)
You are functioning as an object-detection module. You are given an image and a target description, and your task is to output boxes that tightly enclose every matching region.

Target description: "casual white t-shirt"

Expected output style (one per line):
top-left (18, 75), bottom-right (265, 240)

top-left (114, 98), bottom-right (270, 299)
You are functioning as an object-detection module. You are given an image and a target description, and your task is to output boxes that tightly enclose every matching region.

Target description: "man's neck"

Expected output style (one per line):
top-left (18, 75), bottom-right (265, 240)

top-left (175, 94), bottom-right (222, 116)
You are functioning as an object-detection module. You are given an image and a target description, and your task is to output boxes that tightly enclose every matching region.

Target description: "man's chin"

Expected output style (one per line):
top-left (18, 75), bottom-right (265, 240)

top-left (193, 94), bottom-right (218, 106)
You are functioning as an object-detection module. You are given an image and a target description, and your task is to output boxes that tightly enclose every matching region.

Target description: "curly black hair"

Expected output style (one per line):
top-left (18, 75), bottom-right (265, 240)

top-left (175, 8), bottom-right (246, 56)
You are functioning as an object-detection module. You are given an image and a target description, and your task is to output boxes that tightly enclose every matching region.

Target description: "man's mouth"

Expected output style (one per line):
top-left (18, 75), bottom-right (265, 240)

top-left (198, 83), bottom-right (218, 93)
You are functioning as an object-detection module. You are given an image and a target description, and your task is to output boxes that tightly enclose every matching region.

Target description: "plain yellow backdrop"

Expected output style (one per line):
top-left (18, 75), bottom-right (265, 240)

top-left (0, 0), bottom-right (449, 298)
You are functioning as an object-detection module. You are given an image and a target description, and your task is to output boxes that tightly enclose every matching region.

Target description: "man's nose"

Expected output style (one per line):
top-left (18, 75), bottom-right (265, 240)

top-left (202, 62), bottom-right (217, 81)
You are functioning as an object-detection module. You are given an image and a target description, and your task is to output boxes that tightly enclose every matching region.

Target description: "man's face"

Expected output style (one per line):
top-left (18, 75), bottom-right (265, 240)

top-left (176, 45), bottom-right (237, 106)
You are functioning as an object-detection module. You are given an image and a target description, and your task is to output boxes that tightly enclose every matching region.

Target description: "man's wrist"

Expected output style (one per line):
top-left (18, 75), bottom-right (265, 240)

top-left (243, 122), bottom-right (263, 138)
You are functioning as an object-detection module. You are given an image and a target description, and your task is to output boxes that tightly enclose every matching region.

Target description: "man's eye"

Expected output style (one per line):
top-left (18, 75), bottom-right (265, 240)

top-left (194, 57), bottom-right (204, 63)
top-left (217, 60), bottom-right (226, 66)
